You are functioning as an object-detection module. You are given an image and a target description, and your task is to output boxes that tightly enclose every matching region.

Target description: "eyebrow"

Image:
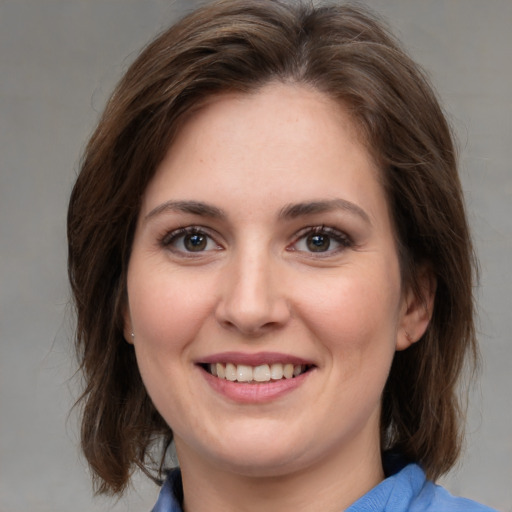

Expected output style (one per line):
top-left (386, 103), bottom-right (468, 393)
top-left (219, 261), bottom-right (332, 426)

top-left (145, 200), bottom-right (226, 221)
top-left (279, 199), bottom-right (371, 224)
top-left (145, 198), bottom-right (371, 225)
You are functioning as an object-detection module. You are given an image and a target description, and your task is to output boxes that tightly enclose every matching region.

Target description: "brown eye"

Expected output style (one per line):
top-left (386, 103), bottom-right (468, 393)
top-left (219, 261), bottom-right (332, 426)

top-left (161, 227), bottom-right (220, 254)
top-left (184, 233), bottom-right (207, 251)
top-left (290, 226), bottom-right (352, 256)
top-left (306, 233), bottom-right (331, 252)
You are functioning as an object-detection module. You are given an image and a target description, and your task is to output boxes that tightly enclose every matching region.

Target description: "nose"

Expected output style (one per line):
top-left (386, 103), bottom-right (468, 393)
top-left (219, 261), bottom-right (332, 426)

top-left (215, 247), bottom-right (291, 336)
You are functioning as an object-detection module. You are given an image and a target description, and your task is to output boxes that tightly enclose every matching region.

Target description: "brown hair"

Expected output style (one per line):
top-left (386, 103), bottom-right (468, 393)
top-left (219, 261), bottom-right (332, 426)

top-left (68, 0), bottom-right (478, 495)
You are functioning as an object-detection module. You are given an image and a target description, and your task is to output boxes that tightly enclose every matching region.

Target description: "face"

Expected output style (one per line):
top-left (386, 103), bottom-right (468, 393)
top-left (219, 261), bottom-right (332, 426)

top-left (125, 83), bottom-right (426, 478)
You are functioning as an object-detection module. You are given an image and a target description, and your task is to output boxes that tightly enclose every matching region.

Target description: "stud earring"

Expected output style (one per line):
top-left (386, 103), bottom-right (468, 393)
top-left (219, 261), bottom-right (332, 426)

top-left (130, 332), bottom-right (135, 340)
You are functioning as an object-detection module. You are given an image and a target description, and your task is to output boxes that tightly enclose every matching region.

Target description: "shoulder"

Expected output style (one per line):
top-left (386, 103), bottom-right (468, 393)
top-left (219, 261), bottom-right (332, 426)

top-left (347, 460), bottom-right (497, 512)
top-left (386, 454), bottom-right (497, 512)
top-left (413, 479), bottom-right (497, 512)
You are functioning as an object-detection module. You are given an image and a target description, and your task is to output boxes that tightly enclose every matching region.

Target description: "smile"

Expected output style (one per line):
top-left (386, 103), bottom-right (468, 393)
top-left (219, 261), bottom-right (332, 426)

top-left (204, 362), bottom-right (312, 383)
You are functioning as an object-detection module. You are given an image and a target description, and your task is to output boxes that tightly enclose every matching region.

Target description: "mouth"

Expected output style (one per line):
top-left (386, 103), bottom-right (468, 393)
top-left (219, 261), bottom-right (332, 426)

top-left (200, 362), bottom-right (314, 384)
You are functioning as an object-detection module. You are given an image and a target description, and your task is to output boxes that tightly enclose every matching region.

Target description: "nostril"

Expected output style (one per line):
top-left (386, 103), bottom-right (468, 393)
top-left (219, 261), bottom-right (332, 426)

top-left (215, 298), bottom-right (291, 335)
top-left (218, 316), bottom-right (287, 337)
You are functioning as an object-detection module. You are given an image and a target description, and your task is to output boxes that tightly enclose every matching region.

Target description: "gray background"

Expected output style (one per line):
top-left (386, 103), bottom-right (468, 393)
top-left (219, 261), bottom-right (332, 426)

top-left (1, 1), bottom-right (511, 511)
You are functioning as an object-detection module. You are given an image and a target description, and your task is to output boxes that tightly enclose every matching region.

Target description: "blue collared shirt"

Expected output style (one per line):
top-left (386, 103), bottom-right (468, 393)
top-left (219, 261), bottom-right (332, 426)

top-left (151, 460), bottom-right (496, 512)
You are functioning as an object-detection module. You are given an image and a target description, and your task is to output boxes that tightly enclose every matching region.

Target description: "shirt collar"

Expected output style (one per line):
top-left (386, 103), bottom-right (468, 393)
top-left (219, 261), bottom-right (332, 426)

top-left (151, 455), bottom-right (426, 512)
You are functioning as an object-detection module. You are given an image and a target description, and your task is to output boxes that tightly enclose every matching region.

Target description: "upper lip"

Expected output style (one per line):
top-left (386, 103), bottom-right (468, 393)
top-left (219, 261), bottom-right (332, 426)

top-left (197, 351), bottom-right (315, 366)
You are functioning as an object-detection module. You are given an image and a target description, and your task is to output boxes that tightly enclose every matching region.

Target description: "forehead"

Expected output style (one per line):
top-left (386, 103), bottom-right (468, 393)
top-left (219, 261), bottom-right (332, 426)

top-left (189, 83), bottom-right (368, 156)
top-left (140, 82), bottom-right (386, 224)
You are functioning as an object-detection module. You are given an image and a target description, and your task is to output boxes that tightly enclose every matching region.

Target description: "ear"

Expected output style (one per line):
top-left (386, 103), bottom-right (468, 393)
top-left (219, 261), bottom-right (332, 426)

top-left (123, 305), bottom-right (134, 345)
top-left (396, 266), bottom-right (436, 351)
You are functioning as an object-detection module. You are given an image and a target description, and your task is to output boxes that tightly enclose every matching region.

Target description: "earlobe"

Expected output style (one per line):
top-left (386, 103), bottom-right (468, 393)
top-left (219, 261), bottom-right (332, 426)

top-left (124, 326), bottom-right (135, 345)
top-left (396, 267), bottom-right (436, 351)
top-left (123, 307), bottom-right (135, 345)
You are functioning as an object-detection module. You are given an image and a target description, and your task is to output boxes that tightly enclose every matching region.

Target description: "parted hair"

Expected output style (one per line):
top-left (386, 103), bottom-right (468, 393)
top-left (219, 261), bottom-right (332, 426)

top-left (68, 0), bottom-right (478, 495)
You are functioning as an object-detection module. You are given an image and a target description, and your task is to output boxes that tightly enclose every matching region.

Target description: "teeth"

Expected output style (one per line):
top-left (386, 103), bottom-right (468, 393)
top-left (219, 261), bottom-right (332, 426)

top-left (270, 363), bottom-right (283, 380)
top-left (207, 362), bottom-right (308, 383)
top-left (216, 363), bottom-right (225, 379)
top-left (283, 363), bottom-right (294, 379)
top-left (253, 364), bottom-right (271, 382)
top-left (225, 363), bottom-right (237, 381)
top-left (237, 364), bottom-right (253, 382)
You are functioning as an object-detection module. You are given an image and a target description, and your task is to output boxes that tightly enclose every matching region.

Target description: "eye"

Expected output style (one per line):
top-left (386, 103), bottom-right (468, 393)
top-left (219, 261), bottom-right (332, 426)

top-left (161, 227), bottom-right (221, 254)
top-left (291, 226), bottom-right (352, 254)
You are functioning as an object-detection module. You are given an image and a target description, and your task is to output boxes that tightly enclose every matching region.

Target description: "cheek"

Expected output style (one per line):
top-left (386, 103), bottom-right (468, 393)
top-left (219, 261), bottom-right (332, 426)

top-left (126, 266), bottom-right (218, 424)
top-left (297, 262), bottom-right (402, 363)
top-left (127, 263), bottom-right (216, 359)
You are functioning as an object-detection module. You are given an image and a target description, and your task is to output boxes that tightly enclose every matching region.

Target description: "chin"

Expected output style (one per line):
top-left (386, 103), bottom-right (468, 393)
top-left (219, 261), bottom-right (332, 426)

top-left (211, 449), bottom-right (308, 478)
top-left (176, 424), bottom-right (312, 477)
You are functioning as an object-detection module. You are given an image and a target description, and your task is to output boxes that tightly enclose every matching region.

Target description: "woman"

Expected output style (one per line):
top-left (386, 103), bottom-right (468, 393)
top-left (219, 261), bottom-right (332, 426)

top-left (67, 1), bottom-right (495, 511)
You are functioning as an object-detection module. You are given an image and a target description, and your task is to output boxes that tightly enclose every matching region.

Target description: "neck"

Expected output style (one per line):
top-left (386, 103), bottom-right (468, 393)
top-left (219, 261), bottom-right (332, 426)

top-left (175, 431), bottom-right (384, 512)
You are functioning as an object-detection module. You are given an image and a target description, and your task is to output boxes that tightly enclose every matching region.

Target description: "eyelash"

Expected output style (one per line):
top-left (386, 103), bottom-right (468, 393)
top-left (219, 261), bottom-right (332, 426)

top-left (159, 226), bottom-right (222, 255)
top-left (158, 225), bottom-right (353, 256)
top-left (289, 225), bottom-right (353, 256)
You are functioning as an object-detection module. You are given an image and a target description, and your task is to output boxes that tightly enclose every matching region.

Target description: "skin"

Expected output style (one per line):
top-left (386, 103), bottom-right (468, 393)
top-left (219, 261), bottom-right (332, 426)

top-left (125, 83), bottom-right (433, 512)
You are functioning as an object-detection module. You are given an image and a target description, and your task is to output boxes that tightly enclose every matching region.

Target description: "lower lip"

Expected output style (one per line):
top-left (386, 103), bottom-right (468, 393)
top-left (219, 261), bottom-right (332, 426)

top-left (200, 367), bottom-right (311, 403)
